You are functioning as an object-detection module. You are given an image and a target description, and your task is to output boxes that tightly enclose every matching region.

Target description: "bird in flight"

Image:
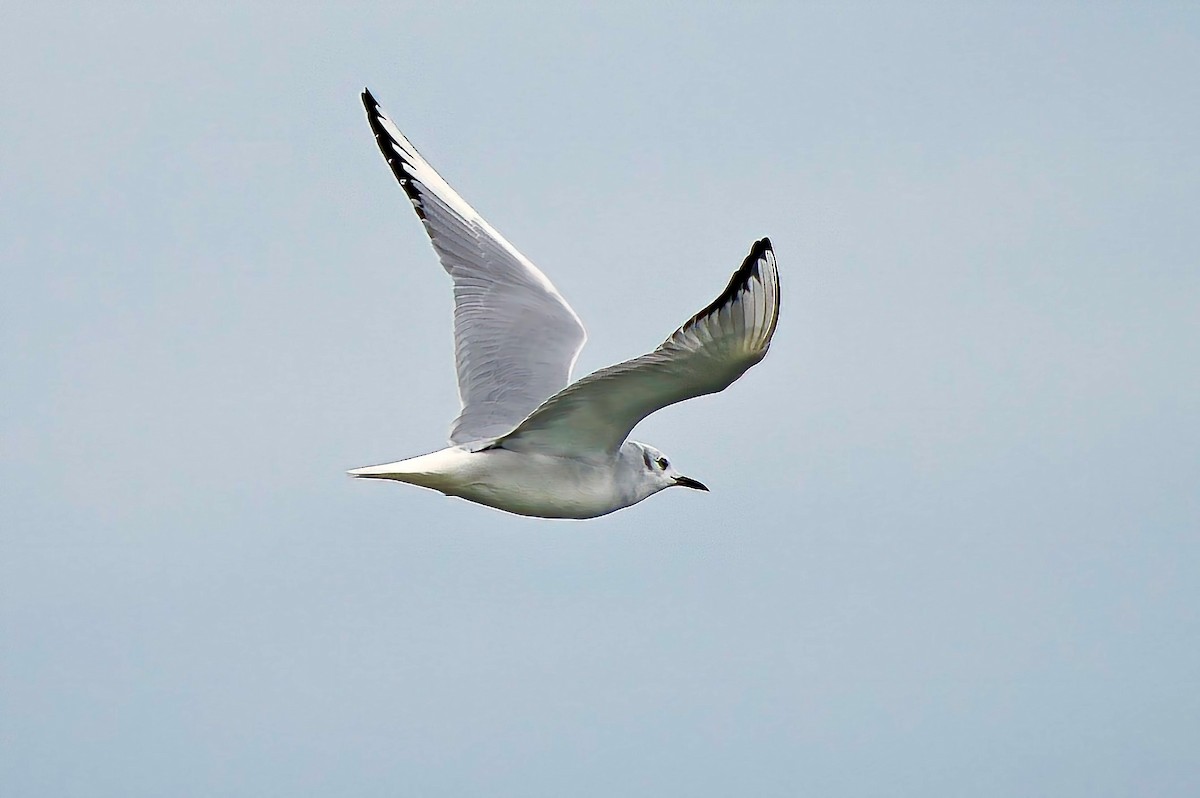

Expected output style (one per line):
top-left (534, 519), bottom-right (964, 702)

top-left (350, 89), bottom-right (780, 518)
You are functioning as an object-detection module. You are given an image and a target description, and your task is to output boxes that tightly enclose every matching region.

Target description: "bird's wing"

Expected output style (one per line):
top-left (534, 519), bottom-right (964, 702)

top-left (494, 239), bottom-right (779, 458)
top-left (362, 89), bottom-right (588, 445)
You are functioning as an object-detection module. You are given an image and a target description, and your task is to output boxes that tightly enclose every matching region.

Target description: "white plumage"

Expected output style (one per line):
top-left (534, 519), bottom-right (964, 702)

top-left (350, 89), bottom-right (780, 518)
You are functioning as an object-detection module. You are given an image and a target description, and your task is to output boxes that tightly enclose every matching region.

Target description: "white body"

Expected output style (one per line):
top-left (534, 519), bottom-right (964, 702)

top-left (351, 442), bottom-right (667, 519)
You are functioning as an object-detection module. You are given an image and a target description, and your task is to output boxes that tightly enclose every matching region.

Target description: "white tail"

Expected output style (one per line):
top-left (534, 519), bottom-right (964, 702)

top-left (347, 448), bottom-right (469, 491)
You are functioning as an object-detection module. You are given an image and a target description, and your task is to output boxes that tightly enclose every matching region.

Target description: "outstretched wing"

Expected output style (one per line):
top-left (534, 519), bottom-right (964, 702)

top-left (362, 89), bottom-right (588, 444)
top-left (494, 239), bottom-right (780, 458)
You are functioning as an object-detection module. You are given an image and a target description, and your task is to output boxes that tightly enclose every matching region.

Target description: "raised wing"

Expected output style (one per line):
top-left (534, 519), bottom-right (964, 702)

top-left (494, 238), bottom-right (780, 458)
top-left (362, 89), bottom-right (588, 444)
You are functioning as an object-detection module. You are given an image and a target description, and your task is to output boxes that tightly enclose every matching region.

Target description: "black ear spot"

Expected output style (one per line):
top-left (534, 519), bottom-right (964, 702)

top-left (642, 449), bottom-right (654, 470)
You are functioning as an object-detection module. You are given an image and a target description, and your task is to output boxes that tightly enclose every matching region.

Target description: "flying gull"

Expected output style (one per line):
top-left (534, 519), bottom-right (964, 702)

top-left (349, 89), bottom-right (780, 518)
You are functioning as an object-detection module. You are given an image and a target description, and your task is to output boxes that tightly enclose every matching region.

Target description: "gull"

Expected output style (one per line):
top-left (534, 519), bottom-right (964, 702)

top-left (349, 89), bottom-right (780, 518)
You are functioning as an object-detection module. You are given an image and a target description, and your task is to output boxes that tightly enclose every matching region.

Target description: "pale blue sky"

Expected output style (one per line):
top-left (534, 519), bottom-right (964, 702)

top-left (3, 3), bottom-right (1198, 796)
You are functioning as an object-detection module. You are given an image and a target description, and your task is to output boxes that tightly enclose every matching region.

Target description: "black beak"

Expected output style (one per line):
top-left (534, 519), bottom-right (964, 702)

top-left (673, 475), bottom-right (709, 491)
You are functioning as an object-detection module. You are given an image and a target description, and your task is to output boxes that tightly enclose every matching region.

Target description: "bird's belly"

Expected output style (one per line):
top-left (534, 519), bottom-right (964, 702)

top-left (447, 453), bottom-right (624, 519)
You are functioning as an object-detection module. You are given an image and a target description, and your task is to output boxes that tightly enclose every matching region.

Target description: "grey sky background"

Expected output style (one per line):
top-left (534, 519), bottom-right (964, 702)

top-left (3, 2), bottom-right (1198, 795)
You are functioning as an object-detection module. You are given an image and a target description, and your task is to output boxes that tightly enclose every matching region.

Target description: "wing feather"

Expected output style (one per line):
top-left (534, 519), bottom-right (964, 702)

top-left (495, 239), bottom-right (780, 457)
top-left (362, 89), bottom-right (587, 444)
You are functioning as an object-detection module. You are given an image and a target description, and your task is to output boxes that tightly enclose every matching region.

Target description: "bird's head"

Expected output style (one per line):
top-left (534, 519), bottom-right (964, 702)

top-left (628, 442), bottom-right (709, 495)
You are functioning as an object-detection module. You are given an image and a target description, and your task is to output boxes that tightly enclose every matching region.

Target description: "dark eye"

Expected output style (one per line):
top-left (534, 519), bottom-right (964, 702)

top-left (656, 457), bottom-right (669, 470)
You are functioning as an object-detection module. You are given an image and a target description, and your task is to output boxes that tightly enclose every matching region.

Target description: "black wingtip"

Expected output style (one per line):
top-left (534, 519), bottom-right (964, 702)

top-left (691, 237), bottom-right (776, 322)
top-left (359, 88), bottom-right (431, 222)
